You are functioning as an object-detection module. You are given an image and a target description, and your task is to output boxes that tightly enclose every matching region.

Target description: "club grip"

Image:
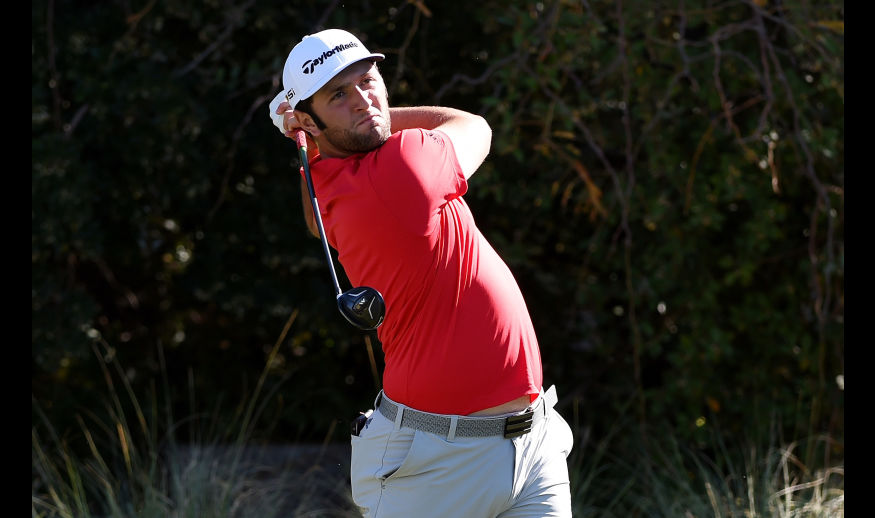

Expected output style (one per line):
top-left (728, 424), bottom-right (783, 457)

top-left (295, 130), bottom-right (307, 149)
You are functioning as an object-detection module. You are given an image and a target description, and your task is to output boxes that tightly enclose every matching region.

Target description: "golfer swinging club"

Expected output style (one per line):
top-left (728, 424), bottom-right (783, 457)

top-left (269, 29), bottom-right (574, 517)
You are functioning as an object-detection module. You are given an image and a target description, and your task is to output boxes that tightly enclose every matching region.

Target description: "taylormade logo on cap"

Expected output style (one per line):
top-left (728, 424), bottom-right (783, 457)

top-left (280, 29), bottom-right (384, 109)
top-left (301, 42), bottom-right (360, 74)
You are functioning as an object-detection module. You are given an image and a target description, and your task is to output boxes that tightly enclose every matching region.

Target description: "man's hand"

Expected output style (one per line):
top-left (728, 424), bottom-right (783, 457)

top-left (268, 91), bottom-right (303, 138)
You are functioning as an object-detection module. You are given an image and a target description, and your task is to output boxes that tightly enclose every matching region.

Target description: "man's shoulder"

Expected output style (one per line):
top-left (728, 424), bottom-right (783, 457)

top-left (372, 130), bottom-right (451, 172)
top-left (421, 129), bottom-right (445, 145)
top-left (385, 128), bottom-right (449, 152)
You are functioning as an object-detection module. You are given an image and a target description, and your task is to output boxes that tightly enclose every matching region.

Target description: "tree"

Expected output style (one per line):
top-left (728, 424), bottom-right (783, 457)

top-left (33, 0), bottom-right (843, 456)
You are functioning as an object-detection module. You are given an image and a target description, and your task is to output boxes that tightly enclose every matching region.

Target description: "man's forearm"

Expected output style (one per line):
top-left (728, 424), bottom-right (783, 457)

top-left (389, 106), bottom-right (472, 132)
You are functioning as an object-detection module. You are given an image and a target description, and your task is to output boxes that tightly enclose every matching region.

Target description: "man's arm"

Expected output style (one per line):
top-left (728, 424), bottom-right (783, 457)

top-left (389, 106), bottom-right (492, 179)
top-left (271, 95), bottom-right (490, 177)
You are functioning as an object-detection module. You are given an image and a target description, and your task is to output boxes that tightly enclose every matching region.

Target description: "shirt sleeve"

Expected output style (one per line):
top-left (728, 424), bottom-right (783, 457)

top-left (368, 129), bottom-right (468, 236)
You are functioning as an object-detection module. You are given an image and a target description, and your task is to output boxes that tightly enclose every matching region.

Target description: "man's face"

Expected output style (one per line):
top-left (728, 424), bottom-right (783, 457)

top-left (302, 60), bottom-right (391, 157)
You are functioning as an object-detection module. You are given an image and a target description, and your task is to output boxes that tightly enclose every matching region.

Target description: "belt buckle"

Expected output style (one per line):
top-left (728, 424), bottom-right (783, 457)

top-left (503, 410), bottom-right (534, 438)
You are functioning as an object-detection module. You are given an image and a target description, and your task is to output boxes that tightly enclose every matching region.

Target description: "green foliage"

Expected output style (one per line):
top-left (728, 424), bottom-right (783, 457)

top-left (456, 0), bottom-right (844, 449)
top-left (33, 0), bottom-right (842, 472)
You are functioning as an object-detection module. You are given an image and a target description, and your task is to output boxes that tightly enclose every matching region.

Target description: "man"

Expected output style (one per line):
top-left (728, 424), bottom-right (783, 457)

top-left (268, 29), bottom-right (573, 517)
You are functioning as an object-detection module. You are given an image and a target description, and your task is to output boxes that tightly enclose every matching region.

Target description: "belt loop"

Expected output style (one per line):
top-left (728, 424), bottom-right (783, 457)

top-left (544, 385), bottom-right (558, 415)
top-left (446, 416), bottom-right (458, 442)
top-left (393, 405), bottom-right (404, 431)
top-left (374, 391), bottom-right (384, 409)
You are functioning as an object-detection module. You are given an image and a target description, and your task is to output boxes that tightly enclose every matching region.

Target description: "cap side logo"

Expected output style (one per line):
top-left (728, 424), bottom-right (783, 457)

top-left (300, 42), bottom-right (360, 75)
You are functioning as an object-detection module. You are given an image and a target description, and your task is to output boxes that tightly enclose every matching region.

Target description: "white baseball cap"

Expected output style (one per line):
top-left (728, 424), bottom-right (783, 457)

top-left (282, 29), bottom-right (384, 110)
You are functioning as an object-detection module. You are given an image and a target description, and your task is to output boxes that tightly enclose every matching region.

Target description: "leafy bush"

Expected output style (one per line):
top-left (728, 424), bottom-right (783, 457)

top-left (33, 0), bottom-right (842, 459)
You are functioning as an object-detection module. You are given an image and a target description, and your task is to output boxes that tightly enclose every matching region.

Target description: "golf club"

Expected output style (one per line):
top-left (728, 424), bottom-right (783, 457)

top-left (294, 130), bottom-right (386, 330)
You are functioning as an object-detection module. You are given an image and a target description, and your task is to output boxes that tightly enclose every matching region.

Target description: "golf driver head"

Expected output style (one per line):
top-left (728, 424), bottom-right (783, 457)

top-left (337, 286), bottom-right (385, 330)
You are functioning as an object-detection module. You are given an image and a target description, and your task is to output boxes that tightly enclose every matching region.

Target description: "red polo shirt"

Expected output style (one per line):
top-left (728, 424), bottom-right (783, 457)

top-left (306, 129), bottom-right (542, 415)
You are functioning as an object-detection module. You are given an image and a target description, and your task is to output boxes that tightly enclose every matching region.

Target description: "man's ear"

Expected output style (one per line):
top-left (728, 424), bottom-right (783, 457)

top-left (293, 110), bottom-right (322, 137)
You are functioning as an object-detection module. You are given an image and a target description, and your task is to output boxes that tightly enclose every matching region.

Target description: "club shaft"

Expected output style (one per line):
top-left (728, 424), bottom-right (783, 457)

top-left (297, 133), bottom-right (343, 297)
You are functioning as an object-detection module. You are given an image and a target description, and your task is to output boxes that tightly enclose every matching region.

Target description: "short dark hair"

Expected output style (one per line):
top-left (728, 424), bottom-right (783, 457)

top-left (295, 97), bottom-right (327, 130)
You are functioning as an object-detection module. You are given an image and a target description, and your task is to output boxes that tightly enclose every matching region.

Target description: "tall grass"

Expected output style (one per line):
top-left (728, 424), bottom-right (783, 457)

top-left (33, 321), bottom-right (843, 517)
top-left (32, 311), bottom-right (361, 518)
top-left (566, 398), bottom-right (844, 517)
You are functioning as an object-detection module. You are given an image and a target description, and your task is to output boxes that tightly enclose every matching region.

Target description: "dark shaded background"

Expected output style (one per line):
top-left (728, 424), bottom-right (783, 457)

top-left (33, 0), bottom-right (843, 462)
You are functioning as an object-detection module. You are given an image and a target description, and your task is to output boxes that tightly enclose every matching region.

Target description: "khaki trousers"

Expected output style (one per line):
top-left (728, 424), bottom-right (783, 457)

top-left (350, 386), bottom-right (574, 517)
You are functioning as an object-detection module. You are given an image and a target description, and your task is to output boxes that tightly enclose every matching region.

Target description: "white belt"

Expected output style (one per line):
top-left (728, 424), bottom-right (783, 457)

top-left (375, 385), bottom-right (558, 440)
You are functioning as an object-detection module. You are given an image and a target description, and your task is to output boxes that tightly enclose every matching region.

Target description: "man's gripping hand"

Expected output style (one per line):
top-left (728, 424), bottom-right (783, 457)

top-left (268, 92), bottom-right (288, 135)
top-left (268, 91), bottom-right (303, 138)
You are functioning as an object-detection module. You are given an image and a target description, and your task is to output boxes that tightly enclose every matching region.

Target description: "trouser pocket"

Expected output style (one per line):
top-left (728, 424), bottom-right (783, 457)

top-left (549, 407), bottom-right (574, 458)
top-left (350, 409), bottom-right (417, 514)
top-left (351, 409), bottom-right (373, 437)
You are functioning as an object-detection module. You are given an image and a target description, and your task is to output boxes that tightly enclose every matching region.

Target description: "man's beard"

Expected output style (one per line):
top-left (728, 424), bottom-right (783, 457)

top-left (321, 112), bottom-right (392, 153)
